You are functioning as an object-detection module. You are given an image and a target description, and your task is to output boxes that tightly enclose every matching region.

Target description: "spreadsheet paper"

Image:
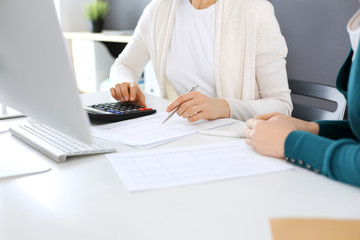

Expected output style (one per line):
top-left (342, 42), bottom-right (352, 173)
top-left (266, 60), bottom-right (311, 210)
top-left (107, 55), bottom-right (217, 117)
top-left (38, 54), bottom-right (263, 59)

top-left (106, 140), bottom-right (293, 191)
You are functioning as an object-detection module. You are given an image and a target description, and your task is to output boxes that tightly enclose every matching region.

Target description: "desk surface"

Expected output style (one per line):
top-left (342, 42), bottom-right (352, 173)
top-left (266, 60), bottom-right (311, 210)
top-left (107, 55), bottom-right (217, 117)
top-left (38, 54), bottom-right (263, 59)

top-left (63, 31), bottom-right (132, 43)
top-left (1, 92), bottom-right (360, 240)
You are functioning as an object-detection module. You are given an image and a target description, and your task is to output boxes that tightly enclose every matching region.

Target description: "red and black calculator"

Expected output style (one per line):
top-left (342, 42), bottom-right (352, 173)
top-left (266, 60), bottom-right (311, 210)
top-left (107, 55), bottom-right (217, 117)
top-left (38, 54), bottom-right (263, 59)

top-left (85, 102), bottom-right (156, 122)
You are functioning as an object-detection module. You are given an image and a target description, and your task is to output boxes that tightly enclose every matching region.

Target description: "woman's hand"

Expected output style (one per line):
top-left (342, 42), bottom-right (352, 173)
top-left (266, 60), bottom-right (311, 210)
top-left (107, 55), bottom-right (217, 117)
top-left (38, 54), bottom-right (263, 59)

top-left (166, 91), bottom-right (230, 122)
top-left (244, 113), bottom-right (319, 158)
top-left (254, 112), bottom-right (320, 134)
top-left (110, 82), bottom-right (146, 107)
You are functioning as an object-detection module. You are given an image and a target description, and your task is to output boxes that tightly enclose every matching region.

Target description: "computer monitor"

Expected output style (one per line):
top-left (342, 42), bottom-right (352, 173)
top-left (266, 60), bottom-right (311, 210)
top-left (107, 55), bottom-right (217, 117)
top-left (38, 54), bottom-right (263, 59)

top-left (0, 0), bottom-right (92, 144)
top-left (0, 104), bottom-right (24, 120)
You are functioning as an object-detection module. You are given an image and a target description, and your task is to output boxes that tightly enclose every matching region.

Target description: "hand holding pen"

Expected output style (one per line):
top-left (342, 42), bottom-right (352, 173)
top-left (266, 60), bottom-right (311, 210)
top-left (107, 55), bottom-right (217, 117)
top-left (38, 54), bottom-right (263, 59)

top-left (163, 84), bottom-right (231, 123)
top-left (162, 84), bottom-right (198, 124)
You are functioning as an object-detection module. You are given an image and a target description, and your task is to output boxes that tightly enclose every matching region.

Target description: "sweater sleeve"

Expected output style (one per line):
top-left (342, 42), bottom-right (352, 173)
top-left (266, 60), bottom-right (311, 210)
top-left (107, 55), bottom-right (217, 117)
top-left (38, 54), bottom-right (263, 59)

top-left (316, 120), bottom-right (358, 140)
top-left (109, 3), bottom-right (152, 85)
top-left (224, 1), bottom-right (292, 121)
top-left (284, 131), bottom-right (360, 188)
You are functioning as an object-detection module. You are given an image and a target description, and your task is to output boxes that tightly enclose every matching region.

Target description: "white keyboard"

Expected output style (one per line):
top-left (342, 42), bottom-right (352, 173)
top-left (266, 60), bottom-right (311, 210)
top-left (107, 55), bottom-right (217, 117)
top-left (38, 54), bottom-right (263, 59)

top-left (9, 124), bottom-right (116, 163)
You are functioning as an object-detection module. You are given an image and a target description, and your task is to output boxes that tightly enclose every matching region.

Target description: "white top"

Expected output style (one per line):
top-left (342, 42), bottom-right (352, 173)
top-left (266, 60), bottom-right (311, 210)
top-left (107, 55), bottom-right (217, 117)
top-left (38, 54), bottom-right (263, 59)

top-left (110, 0), bottom-right (293, 121)
top-left (348, 8), bottom-right (360, 60)
top-left (165, 0), bottom-right (216, 97)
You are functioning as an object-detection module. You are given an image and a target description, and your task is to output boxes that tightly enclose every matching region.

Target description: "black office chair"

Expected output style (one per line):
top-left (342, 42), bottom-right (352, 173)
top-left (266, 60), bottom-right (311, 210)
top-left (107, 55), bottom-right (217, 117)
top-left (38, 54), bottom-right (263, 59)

top-left (288, 79), bottom-right (347, 121)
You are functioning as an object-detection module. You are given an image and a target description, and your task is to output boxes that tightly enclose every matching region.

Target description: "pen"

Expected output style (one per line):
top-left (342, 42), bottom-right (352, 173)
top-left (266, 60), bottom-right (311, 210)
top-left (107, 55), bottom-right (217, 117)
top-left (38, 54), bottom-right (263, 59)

top-left (162, 84), bottom-right (199, 124)
top-left (199, 130), bottom-right (246, 138)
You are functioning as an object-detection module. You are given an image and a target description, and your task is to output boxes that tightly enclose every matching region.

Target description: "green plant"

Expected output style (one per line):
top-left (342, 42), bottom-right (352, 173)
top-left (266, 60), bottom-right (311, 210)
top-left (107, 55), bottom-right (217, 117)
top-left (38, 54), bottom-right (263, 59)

top-left (84, 0), bottom-right (110, 21)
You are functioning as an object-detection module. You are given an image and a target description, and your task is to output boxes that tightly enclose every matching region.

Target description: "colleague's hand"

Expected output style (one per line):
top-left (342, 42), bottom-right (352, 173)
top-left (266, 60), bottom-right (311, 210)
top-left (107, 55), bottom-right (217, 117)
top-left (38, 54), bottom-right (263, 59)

top-left (254, 112), bottom-right (320, 134)
top-left (244, 113), bottom-right (319, 158)
top-left (166, 91), bottom-right (230, 122)
top-left (110, 82), bottom-right (146, 107)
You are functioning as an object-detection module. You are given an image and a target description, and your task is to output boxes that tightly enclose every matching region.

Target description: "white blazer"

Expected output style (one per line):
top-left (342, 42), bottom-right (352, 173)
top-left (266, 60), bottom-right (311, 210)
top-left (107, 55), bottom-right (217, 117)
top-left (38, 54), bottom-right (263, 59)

top-left (110, 0), bottom-right (293, 120)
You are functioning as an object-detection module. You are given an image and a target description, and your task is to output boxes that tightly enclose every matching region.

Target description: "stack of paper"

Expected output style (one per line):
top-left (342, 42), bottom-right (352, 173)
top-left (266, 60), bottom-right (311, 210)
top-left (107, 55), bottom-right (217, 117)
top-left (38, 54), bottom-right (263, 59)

top-left (91, 112), bottom-right (235, 148)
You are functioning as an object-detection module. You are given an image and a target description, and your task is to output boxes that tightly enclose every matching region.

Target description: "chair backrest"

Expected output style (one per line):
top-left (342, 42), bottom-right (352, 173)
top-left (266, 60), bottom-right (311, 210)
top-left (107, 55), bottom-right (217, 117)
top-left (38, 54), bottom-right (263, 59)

top-left (288, 79), bottom-right (347, 121)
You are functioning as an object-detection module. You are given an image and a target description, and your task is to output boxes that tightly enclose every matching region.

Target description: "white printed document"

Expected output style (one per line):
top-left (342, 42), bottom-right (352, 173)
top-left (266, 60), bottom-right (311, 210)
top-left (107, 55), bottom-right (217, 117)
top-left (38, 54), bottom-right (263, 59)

top-left (106, 140), bottom-right (293, 191)
top-left (91, 112), bottom-right (235, 148)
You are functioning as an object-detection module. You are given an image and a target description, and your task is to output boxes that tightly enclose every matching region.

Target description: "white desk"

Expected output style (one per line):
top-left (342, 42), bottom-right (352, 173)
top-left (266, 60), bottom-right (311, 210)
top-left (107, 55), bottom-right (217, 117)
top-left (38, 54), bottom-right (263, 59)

top-left (1, 92), bottom-right (360, 240)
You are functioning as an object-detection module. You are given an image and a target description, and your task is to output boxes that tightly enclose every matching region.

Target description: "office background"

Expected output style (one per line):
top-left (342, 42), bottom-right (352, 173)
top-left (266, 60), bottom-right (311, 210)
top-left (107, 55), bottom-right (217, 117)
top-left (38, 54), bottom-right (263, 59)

top-left (58, 0), bottom-right (358, 88)
top-left (2, 2), bottom-right (360, 239)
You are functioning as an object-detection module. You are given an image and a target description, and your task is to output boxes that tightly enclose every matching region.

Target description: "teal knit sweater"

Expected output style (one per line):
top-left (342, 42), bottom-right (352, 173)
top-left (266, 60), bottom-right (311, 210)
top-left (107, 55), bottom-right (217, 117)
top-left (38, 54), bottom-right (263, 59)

top-left (284, 48), bottom-right (360, 187)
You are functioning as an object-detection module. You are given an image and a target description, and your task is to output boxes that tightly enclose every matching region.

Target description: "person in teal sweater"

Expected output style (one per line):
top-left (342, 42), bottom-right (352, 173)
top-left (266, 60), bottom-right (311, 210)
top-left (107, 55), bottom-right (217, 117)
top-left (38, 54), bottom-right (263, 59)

top-left (244, 8), bottom-right (360, 188)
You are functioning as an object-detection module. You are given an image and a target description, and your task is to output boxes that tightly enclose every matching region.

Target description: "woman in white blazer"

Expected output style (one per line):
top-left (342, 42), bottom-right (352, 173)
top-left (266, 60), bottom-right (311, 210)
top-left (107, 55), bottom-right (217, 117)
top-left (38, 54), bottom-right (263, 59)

top-left (110, 0), bottom-right (293, 122)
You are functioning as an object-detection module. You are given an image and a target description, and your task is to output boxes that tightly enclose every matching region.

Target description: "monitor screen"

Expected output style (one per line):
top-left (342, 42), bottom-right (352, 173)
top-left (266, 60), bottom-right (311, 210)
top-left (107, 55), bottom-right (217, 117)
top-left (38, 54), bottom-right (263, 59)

top-left (0, 0), bottom-right (92, 144)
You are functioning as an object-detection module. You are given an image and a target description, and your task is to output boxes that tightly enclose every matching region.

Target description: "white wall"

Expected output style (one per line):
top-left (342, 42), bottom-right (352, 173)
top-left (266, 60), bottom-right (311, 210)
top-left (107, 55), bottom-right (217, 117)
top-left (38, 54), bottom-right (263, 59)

top-left (106, 0), bottom-right (151, 30)
top-left (57, 0), bottom-right (151, 31)
top-left (58, 0), bottom-right (89, 32)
